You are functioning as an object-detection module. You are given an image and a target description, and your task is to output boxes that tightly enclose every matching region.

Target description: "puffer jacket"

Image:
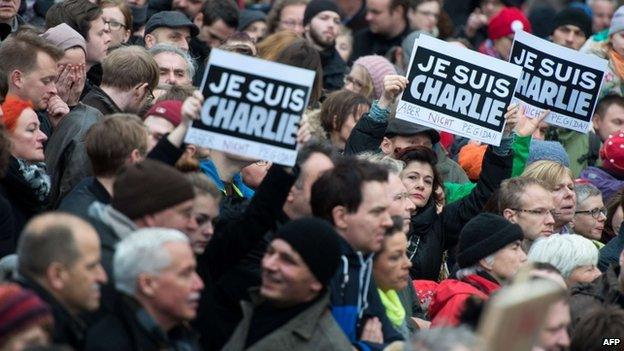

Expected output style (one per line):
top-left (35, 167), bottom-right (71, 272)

top-left (428, 272), bottom-right (500, 327)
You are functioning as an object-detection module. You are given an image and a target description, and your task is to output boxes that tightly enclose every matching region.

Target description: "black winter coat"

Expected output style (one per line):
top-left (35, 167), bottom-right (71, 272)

top-left (194, 165), bottom-right (296, 350)
top-left (86, 293), bottom-right (200, 351)
top-left (407, 147), bottom-right (513, 280)
top-left (17, 276), bottom-right (87, 349)
top-left (319, 47), bottom-right (347, 93)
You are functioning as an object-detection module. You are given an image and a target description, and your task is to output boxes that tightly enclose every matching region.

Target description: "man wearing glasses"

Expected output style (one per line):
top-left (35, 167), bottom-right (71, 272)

top-left (82, 46), bottom-right (159, 116)
top-left (499, 177), bottom-right (556, 252)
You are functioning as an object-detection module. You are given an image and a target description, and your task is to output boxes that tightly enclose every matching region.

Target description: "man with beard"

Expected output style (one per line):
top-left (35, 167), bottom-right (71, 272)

top-left (303, 0), bottom-right (346, 92)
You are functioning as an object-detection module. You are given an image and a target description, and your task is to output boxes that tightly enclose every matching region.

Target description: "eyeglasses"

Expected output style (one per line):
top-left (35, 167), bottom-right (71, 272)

top-left (103, 19), bottom-right (126, 31)
top-left (575, 207), bottom-right (607, 219)
top-left (147, 88), bottom-right (155, 103)
top-left (344, 75), bottom-right (364, 90)
top-left (280, 19), bottom-right (303, 29)
top-left (511, 208), bottom-right (559, 217)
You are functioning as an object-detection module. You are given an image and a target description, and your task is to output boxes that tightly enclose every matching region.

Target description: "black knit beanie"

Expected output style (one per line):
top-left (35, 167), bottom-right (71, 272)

top-left (272, 217), bottom-right (341, 286)
top-left (553, 7), bottom-right (592, 39)
top-left (112, 159), bottom-right (195, 220)
top-left (457, 213), bottom-right (524, 268)
top-left (303, 0), bottom-right (342, 26)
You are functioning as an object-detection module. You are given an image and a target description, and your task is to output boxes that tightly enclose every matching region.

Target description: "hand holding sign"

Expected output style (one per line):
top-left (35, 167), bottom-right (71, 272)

top-left (510, 31), bottom-right (607, 133)
top-left (182, 90), bottom-right (204, 126)
top-left (296, 118), bottom-right (311, 145)
top-left (502, 104), bottom-right (519, 137)
top-left (515, 105), bottom-right (550, 137)
top-left (396, 34), bottom-right (522, 146)
top-left (185, 49), bottom-right (316, 166)
top-left (379, 75), bottom-right (409, 110)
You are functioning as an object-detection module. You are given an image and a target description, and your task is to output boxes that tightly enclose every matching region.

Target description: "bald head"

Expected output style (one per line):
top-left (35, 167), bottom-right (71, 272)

top-left (17, 212), bottom-right (99, 278)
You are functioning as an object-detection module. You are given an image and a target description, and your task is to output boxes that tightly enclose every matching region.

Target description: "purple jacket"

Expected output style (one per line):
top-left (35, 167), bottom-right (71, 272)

top-left (579, 166), bottom-right (624, 203)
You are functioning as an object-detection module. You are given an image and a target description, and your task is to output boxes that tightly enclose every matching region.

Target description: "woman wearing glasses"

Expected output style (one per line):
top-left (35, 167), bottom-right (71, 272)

top-left (100, 0), bottom-right (133, 49)
top-left (573, 183), bottom-right (607, 248)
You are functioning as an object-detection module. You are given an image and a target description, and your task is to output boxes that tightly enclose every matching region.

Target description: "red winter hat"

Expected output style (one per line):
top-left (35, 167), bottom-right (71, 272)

top-left (144, 100), bottom-right (183, 127)
top-left (600, 129), bottom-right (624, 175)
top-left (0, 283), bottom-right (53, 343)
top-left (488, 7), bottom-right (532, 41)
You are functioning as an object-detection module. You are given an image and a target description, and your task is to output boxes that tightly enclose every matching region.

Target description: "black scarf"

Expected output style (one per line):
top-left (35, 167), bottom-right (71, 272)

top-left (244, 296), bottom-right (321, 347)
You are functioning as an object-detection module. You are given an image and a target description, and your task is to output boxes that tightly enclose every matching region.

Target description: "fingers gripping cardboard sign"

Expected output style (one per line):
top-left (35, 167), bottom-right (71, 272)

top-left (396, 34), bottom-right (522, 146)
top-left (185, 49), bottom-right (316, 166)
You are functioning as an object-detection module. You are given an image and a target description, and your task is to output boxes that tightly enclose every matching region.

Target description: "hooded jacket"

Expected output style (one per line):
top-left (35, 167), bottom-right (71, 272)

top-left (329, 235), bottom-right (404, 350)
top-left (428, 272), bottom-right (501, 327)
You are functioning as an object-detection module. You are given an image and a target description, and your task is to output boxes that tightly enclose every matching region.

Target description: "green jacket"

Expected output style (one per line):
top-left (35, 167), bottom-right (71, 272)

top-left (445, 135), bottom-right (530, 204)
top-left (555, 128), bottom-right (601, 178)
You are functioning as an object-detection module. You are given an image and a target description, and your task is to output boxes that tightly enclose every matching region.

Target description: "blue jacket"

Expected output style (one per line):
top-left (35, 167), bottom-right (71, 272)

top-left (200, 159), bottom-right (255, 199)
top-left (329, 236), bottom-right (404, 350)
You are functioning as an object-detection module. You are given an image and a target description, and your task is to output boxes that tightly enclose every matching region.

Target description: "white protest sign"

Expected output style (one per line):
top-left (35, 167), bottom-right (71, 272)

top-left (477, 279), bottom-right (566, 351)
top-left (185, 49), bottom-right (316, 166)
top-left (510, 30), bottom-right (607, 133)
top-left (396, 34), bottom-right (522, 146)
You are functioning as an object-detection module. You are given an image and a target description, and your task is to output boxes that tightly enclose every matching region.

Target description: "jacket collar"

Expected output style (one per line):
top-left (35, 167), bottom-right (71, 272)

top-left (87, 85), bottom-right (123, 114)
top-left (461, 272), bottom-right (501, 295)
top-left (88, 202), bottom-right (137, 239)
top-left (246, 289), bottom-right (332, 341)
top-left (16, 275), bottom-right (86, 342)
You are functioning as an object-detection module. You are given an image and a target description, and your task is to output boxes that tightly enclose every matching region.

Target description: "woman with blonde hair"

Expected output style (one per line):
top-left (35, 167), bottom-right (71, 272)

top-left (522, 160), bottom-right (576, 234)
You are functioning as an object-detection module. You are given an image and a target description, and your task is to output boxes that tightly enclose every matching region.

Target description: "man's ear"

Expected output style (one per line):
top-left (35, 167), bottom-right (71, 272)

top-left (479, 257), bottom-right (494, 271)
top-left (10, 70), bottom-right (23, 89)
top-left (309, 278), bottom-right (322, 294)
top-left (194, 13), bottom-right (204, 28)
top-left (144, 33), bottom-right (155, 49)
top-left (137, 273), bottom-right (158, 297)
top-left (185, 144), bottom-right (198, 158)
top-left (133, 82), bottom-right (148, 99)
top-left (380, 137), bottom-right (394, 155)
top-left (46, 262), bottom-right (68, 291)
top-left (128, 148), bottom-right (142, 163)
top-left (502, 208), bottom-right (516, 222)
top-left (332, 205), bottom-right (348, 231)
top-left (592, 113), bottom-right (601, 131)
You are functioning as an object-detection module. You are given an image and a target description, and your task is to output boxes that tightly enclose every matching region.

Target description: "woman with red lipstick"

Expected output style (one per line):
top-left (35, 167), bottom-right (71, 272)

top-left (396, 106), bottom-right (517, 281)
top-left (0, 95), bottom-right (50, 234)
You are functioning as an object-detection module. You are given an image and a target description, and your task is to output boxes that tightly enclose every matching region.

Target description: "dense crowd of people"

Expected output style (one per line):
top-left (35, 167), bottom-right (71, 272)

top-left (0, 0), bottom-right (624, 350)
